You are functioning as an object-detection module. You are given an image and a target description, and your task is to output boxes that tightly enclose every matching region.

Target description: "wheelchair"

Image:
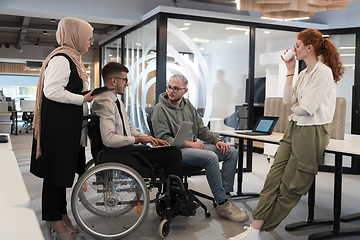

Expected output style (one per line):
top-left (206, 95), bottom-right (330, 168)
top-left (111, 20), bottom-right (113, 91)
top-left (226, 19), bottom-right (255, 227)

top-left (71, 115), bottom-right (209, 239)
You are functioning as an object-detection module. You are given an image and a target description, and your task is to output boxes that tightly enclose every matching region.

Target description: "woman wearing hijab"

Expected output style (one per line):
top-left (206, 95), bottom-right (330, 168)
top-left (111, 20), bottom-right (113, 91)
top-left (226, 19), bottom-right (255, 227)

top-left (228, 28), bottom-right (344, 240)
top-left (30, 17), bottom-right (98, 240)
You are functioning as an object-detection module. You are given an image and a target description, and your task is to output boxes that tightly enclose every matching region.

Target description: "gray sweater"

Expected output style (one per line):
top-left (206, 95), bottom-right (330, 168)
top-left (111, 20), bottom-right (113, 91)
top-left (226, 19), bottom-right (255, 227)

top-left (152, 92), bottom-right (220, 148)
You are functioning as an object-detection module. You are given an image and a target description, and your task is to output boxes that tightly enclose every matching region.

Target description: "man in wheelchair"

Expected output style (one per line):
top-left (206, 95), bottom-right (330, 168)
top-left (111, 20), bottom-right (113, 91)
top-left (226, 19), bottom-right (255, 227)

top-left (90, 62), bottom-right (198, 220)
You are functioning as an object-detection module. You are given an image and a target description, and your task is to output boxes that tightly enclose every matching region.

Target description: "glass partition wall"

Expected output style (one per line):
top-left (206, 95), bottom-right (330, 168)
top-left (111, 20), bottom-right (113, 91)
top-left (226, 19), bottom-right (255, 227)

top-left (124, 20), bottom-right (157, 135)
top-left (167, 19), bottom-right (249, 130)
top-left (101, 20), bottom-right (157, 135)
top-left (103, 38), bottom-right (122, 67)
top-left (100, 12), bottom-right (360, 173)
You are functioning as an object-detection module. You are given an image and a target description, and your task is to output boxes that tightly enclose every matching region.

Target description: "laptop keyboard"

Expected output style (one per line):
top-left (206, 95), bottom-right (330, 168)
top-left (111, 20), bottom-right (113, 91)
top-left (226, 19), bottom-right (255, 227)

top-left (237, 131), bottom-right (269, 135)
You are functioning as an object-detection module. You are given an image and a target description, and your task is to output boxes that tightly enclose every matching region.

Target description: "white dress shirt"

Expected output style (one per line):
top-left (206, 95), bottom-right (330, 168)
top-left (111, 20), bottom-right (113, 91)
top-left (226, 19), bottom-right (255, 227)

top-left (43, 56), bottom-right (84, 105)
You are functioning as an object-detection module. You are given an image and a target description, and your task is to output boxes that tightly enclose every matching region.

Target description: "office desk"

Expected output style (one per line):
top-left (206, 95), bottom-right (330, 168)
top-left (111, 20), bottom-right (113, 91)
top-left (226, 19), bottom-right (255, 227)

top-left (0, 207), bottom-right (45, 240)
top-left (11, 110), bottom-right (34, 135)
top-left (0, 133), bottom-right (12, 151)
top-left (214, 131), bottom-right (282, 198)
top-left (215, 130), bottom-right (360, 239)
top-left (0, 151), bottom-right (30, 207)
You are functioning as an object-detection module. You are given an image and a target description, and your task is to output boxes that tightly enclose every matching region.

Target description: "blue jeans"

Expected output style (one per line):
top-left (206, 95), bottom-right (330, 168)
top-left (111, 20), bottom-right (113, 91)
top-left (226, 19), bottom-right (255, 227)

top-left (181, 144), bottom-right (238, 203)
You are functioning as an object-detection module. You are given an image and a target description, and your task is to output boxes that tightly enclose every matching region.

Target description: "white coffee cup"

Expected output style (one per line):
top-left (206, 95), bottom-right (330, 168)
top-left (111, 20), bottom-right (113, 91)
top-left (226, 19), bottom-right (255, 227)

top-left (283, 48), bottom-right (295, 61)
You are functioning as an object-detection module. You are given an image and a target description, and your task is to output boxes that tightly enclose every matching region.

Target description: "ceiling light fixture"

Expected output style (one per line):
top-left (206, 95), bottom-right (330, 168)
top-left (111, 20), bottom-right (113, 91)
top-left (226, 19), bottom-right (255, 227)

top-left (283, 17), bottom-right (310, 21)
top-left (235, 0), bottom-right (357, 21)
top-left (179, 27), bottom-right (189, 31)
top-left (184, 23), bottom-right (191, 26)
top-left (260, 16), bottom-right (283, 21)
top-left (225, 26), bottom-right (249, 32)
top-left (192, 38), bottom-right (210, 43)
top-left (225, 26), bottom-right (250, 35)
top-left (339, 47), bottom-right (356, 49)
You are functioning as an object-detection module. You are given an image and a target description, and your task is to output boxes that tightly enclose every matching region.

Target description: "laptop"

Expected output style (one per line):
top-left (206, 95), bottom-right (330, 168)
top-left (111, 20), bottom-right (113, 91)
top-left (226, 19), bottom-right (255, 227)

top-left (152, 121), bottom-right (193, 147)
top-left (236, 116), bottom-right (279, 136)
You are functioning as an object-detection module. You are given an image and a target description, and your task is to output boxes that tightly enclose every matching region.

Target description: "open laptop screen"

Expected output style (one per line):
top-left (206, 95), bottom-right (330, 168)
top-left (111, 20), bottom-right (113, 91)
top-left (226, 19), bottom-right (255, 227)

top-left (255, 119), bottom-right (274, 132)
top-left (253, 116), bottom-right (279, 134)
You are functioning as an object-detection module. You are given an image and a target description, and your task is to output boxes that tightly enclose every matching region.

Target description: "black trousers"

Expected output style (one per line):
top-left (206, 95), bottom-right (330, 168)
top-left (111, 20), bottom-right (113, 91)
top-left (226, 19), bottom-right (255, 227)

top-left (140, 146), bottom-right (183, 178)
top-left (41, 146), bottom-right (85, 221)
top-left (42, 180), bottom-right (67, 221)
top-left (100, 145), bottom-right (183, 178)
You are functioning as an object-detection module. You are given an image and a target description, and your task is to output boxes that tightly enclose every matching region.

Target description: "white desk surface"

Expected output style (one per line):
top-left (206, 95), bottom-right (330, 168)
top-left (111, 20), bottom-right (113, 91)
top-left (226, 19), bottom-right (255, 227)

top-left (215, 131), bottom-right (283, 144)
top-left (215, 130), bottom-right (360, 157)
top-left (0, 133), bottom-right (12, 151)
top-left (0, 151), bottom-right (30, 207)
top-left (0, 207), bottom-right (44, 240)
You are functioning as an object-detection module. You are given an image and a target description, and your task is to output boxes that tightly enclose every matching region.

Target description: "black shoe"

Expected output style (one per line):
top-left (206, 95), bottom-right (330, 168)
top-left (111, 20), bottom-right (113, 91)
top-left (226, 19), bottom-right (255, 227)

top-left (186, 192), bottom-right (200, 211)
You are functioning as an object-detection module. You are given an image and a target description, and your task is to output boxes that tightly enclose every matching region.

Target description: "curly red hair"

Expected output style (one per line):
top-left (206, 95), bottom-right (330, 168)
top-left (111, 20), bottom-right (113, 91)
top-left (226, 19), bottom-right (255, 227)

top-left (297, 28), bottom-right (345, 83)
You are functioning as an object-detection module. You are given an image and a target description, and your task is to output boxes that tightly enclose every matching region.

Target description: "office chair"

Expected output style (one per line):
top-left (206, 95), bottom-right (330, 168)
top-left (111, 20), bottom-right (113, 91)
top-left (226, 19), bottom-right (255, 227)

top-left (20, 99), bottom-right (35, 133)
top-left (21, 112), bottom-right (33, 133)
top-left (147, 114), bottom-right (215, 214)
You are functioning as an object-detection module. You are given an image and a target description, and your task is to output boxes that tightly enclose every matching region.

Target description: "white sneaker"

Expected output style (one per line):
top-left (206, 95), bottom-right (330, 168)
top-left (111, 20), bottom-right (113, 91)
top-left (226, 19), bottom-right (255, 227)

top-left (226, 195), bottom-right (247, 213)
top-left (228, 226), bottom-right (261, 240)
top-left (216, 199), bottom-right (249, 222)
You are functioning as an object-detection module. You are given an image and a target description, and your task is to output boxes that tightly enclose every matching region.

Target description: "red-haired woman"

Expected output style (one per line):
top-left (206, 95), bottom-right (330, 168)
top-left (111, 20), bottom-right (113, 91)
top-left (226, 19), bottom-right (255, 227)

top-left (229, 28), bottom-right (345, 240)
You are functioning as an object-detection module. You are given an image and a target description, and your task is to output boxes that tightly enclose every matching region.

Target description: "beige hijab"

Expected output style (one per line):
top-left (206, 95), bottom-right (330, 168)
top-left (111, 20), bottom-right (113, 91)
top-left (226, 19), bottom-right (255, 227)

top-left (33, 17), bottom-right (93, 158)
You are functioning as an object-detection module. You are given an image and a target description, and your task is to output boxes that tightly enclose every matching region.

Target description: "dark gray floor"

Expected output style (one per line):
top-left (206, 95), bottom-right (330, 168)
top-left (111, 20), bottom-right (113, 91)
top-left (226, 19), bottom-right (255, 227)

top-left (11, 132), bottom-right (360, 240)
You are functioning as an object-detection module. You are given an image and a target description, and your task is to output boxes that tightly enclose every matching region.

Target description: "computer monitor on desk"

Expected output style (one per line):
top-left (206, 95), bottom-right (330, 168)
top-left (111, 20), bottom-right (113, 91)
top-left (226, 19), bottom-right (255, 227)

top-left (235, 104), bottom-right (264, 130)
top-left (20, 100), bottom-right (35, 112)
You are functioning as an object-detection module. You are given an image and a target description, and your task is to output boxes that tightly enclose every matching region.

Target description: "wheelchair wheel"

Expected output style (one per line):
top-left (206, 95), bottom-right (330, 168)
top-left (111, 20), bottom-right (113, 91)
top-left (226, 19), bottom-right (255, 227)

top-left (71, 162), bottom-right (149, 239)
top-left (158, 219), bottom-right (170, 238)
top-left (85, 158), bottom-right (95, 171)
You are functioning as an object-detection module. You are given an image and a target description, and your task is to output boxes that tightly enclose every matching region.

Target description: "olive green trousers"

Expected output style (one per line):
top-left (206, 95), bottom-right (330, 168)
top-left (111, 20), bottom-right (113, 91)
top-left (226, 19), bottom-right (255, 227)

top-left (252, 120), bottom-right (330, 231)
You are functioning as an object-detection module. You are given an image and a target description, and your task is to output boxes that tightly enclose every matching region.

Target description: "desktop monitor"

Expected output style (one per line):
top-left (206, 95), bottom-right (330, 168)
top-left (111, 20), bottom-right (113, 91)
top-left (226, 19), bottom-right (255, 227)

top-left (245, 77), bottom-right (265, 104)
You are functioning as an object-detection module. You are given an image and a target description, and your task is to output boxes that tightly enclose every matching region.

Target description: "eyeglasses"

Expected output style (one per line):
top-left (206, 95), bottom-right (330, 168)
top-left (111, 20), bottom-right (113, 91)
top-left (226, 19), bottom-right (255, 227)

top-left (89, 37), bottom-right (94, 44)
top-left (293, 43), bottom-right (309, 51)
top-left (166, 85), bottom-right (186, 93)
top-left (114, 76), bottom-right (128, 84)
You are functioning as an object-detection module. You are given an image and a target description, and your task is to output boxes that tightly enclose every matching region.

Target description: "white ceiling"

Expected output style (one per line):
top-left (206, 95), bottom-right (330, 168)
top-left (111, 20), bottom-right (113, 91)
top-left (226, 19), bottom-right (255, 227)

top-left (1, 0), bottom-right (360, 54)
